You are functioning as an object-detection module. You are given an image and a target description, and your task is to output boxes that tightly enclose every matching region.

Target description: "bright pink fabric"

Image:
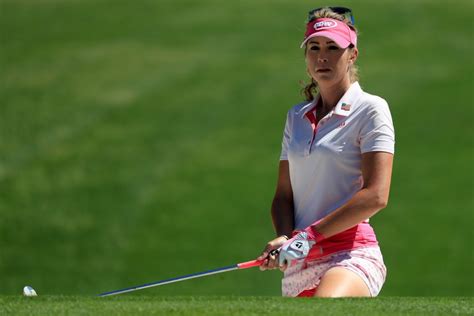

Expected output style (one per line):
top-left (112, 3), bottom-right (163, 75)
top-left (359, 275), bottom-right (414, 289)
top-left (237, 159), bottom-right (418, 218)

top-left (293, 221), bottom-right (379, 262)
top-left (303, 225), bottom-right (325, 243)
top-left (297, 288), bottom-right (317, 297)
top-left (304, 106), bottom-right (318, 154)
top-left (301, 18), bottom-right (357, 48)
top-left (296, 221), bottom-right (378, 262)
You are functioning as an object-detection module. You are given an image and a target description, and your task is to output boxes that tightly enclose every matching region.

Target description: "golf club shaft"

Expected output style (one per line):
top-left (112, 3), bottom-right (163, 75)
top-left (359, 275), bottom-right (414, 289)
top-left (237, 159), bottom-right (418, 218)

top-left (98, 259), bottom-right (262, 297)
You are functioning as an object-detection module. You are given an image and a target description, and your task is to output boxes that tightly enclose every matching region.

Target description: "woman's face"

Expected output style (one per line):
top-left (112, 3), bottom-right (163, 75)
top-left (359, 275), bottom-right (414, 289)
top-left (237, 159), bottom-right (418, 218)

top-left (305, 36), bottom-right (358, 85)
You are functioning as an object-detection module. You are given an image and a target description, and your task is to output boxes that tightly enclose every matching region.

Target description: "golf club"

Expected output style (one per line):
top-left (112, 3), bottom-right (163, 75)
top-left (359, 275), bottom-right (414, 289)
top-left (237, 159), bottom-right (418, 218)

top-left (98, 259), bottom-right (263, 297)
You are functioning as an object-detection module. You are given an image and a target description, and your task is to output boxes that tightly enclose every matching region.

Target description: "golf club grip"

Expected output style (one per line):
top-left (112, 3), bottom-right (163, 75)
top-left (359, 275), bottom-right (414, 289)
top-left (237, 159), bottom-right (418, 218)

top-left (237, 259), bottom-right (263, 269)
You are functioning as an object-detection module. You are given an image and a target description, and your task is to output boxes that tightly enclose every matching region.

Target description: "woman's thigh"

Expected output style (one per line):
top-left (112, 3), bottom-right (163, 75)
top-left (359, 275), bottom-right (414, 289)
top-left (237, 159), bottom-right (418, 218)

top-left (315, 266), bottom-right (371, 297)
top-left (283, 247), bottom-right (386, 297)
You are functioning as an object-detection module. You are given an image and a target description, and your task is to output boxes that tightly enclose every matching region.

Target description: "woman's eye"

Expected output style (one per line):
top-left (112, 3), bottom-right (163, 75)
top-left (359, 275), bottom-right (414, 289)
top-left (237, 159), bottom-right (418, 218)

top-left (329, 46), bottom-right (340, 50)
top-left (310, 46), bottom-right (320, 51)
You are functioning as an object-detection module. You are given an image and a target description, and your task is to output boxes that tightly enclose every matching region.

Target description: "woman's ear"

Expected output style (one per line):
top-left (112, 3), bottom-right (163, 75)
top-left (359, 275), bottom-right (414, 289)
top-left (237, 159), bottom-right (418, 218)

top-left (349, 47), bottom-right (359, 64)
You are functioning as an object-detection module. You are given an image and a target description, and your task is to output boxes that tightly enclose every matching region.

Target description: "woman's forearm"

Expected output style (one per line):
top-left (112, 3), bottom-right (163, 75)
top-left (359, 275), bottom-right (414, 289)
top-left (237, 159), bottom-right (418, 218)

top-left (271, 197), bottom-right (295, 237)
top-left (312, 187), bottom-right (388, 239)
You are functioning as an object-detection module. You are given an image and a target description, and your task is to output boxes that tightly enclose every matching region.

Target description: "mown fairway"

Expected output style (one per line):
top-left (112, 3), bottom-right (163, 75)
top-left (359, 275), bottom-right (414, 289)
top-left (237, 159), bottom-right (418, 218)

top-left (1, 0), bottom-right (473, 301)
top-left (1, 296), bottom-right (473, 316)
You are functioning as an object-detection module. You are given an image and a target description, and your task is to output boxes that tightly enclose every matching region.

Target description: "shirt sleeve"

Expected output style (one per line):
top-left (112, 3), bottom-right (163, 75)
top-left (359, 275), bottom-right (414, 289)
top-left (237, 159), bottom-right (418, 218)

top-left (279, 111), bottom-right (292, 160)
top-left (359, 99), bottom-right (395, 154)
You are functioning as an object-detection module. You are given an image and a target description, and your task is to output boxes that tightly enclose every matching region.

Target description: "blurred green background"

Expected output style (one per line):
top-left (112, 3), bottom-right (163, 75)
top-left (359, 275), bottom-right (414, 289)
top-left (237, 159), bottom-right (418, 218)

top-left (1, 0), bottom-right (473, 296)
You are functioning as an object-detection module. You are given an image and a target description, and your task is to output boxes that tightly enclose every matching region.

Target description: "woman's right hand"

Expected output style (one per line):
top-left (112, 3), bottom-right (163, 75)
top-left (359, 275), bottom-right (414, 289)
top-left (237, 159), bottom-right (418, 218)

top-left (257, 236), bottom-right (289, 271)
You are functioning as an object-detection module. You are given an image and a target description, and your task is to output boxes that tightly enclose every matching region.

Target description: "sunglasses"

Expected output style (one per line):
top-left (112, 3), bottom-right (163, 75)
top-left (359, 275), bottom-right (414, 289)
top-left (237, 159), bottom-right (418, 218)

top-left (307, 6), bottom-right (355, 25)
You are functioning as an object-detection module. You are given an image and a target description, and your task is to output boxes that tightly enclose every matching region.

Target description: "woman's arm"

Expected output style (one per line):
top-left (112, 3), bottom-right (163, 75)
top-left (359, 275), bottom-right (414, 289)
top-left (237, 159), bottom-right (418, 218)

top-left (312, 151), bottom-right (394, 238)
top-left (271, 160), bottom-right (295, 237)
top-left (257, 160), bottom-right (295, 269)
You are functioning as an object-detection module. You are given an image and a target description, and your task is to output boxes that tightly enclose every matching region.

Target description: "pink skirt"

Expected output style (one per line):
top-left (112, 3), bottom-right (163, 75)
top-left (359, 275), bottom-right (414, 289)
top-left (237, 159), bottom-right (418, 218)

top-left (282, 246), bottom-right (387, 297)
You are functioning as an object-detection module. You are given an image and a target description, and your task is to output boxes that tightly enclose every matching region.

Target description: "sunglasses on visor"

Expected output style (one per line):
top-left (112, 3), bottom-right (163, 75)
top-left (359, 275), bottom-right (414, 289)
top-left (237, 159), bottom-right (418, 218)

top-left (307, 6), bottom-right (355, 25)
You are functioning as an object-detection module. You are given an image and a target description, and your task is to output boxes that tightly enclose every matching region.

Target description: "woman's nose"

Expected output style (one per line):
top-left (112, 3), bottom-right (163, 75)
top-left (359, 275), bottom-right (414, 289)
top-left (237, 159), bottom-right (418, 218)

top-left (318, 56), bottom-right (328, 63)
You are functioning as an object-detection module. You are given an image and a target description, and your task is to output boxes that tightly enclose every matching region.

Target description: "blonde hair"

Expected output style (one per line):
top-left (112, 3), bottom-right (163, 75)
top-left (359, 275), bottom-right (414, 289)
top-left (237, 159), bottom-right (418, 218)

top-left (302, 8), bottom-right (359, 101)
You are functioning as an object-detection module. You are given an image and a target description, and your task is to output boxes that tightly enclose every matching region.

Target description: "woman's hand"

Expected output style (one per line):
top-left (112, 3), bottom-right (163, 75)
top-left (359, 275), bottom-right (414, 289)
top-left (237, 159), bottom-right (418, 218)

top-left (278, 231), bottom-right (316, 271)
top-left (257, 236), bottom-right (289, 271)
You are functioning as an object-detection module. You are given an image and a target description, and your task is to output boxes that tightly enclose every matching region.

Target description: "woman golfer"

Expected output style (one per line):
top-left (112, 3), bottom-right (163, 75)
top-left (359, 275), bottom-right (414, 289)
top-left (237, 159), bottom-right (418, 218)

top-left (257, 7), bottom-right (395, 297)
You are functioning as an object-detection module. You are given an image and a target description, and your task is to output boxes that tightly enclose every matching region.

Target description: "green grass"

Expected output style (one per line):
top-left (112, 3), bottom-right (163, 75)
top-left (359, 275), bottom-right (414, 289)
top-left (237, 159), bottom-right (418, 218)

top-left (1, 0), bottom-right (473, 298)
top-left (1, 296), bottom-right (473, 316)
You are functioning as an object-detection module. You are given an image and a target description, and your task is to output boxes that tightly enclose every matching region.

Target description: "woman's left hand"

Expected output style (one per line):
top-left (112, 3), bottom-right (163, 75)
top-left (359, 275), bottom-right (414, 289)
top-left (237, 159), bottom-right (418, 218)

top-left (278, 231), bottom-right (316, 271)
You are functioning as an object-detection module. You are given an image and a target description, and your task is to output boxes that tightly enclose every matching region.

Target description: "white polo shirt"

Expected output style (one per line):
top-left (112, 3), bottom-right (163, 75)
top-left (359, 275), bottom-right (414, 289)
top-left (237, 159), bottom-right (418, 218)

top-left (280, 82), bottom-right (395, 230)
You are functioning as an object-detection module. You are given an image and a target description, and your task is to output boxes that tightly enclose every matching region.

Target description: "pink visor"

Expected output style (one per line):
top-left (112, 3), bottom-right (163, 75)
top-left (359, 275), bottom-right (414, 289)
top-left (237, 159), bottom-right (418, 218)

top-left (300, 18), bottom-right (357, 48)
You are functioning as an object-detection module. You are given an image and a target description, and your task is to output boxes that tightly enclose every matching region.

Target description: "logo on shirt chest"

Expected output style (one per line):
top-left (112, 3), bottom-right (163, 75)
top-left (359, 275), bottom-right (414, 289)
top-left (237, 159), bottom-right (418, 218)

top-left (341, 103), bottom-right (351, 111)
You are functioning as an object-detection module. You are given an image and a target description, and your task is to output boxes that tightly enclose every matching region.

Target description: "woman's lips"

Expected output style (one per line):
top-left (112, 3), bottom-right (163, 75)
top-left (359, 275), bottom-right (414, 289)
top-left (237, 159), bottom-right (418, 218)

top-left (316, 68), bottom-right (331, 73)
